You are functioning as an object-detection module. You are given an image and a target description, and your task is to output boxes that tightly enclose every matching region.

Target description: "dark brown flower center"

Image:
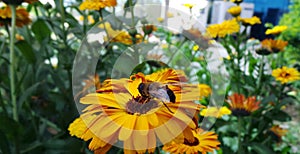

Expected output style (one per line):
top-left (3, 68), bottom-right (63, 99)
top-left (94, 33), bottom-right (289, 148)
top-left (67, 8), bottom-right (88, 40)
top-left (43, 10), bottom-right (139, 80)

top-left (125, 96), bottom-right (159, 115)
top-left (184, 137), bottom-right (200, 146)
top-left (231, 108), bottom-right (250, 117)
top-left (280, 72), bottom-right (290, 78)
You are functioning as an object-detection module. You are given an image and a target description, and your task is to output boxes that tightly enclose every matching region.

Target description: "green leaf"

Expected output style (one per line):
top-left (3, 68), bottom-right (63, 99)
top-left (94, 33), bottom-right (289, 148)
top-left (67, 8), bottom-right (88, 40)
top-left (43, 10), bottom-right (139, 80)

top-left (32, 19), bottom-right (51, 42)
top-left (15, 41), bottom-right (36, 64)
top-left (0, 130), bottom-right (10, 154)
top-left (0, 114), bottom-right (21, 140)
top-left (250, 143), bottom-right (275, 154)
top-left (18, 82), bottom-right (41, 110)
top-left (265, 109), bottom-right (291, 122)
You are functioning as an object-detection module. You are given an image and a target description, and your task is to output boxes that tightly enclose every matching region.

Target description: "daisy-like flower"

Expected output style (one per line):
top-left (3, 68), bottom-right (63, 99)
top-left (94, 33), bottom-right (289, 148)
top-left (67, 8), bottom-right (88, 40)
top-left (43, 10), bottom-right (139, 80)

top-left (200, 106), bottom-right (232, 118)
top-left (1, 0), bottom-right (38, 5)
top-left (227, 6), bottom-right (241, 17)
top-left (239, 16), bottom-right (261, 26)
top-left (265, 25), bottom-right (288, 35)
top-left (79, 0), bottom-right (117, 11)
top-left (142, 24), bottom-right (157, 35)
top-left (227, 93), bottom-right (260, 116)
top-left (230, 0), bottom-right (243, 5)
top-left (269, 125), bottom-right (288, 142)
top-left (163, 128), bottom-right (220, 154)
top-left (0, 6), bottom-right (31, 27)
top-left (272, 66), bottom-right (300, 84)
top-left (69, 69), bottom-right (210, 153)
top-left (256, 39), bottom-right (288, 55)
top-left (206, 19), bottom-right (240, 38)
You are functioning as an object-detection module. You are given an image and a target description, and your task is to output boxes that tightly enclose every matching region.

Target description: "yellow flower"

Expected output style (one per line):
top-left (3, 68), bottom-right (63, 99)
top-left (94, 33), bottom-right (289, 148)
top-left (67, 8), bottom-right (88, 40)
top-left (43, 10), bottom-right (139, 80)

top-left (227, 6), bottom-right (241, 17)
top-left (99, 22), bottom-right (141, 45)
top-left (15, 34), bottom-right (24, 41)
top-left (230, 0), bottom-right (243, 5)
top-left (163, 128), bottom-right (220, 154)
top-left (0, 6), bottom-right (31, 27)
top-left (265, 25), bottom-right (288, 35)
top-left (69, 69), bottom-right (208, 153)
top-left (193, 45), bottom-right (199, 51)
top-left (206, 19), bottom-right (240, 38)
top-left (227, 93), bottom-right (260, 116)
top-left (272, 66), bottom-right (300, 84)
top-left (79, 0), bottom-right (117, 11)
top-left (78, 15), bottom-right (95, 24)
top-left (157, 17), bottom-right (164, 23)
top-left (239, 16), bottom-right (261, 26)
top-left (200, 106), bottom-right (231, 118)
top-left (269, 125), bottom-right (288, 142)
top-left (260, 39), bottom-right (288, 53)
top-left (183, 3), bottom-right (196, 9)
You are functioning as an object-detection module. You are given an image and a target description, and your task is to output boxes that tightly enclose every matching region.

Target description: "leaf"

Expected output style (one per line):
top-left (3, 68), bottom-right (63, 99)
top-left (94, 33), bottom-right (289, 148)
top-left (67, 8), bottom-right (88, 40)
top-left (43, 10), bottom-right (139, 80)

top-left (261, 94), bottom-right (276, 105)
top-left (265, 109), bottom-right (291, 122)
top-left (250, 143), bottom-right (275, 154)
top-left (0, 130), bottom-right (10, 154)
top-left (32, 19), bottom-right (51, 42)
top-left (0, 114), bottom-right (21, 140)
top-left (18, 82), bottom-right (41, 110)
top-left (15, 41), bottom-right (36, 64)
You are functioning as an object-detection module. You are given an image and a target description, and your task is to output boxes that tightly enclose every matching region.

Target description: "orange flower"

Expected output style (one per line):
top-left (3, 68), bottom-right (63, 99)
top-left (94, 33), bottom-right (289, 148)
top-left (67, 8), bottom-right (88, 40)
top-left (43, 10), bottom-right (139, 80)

top-left (79, 0), bottom-right (117, 11)
top-left (0, 6), bottom-right (31, 27)
top-left (258, 39), bottom-right (288, 55)
top-left (269, 125), bottom-right (288, 142)
top-left (227, 93), bottom-right (260, 116)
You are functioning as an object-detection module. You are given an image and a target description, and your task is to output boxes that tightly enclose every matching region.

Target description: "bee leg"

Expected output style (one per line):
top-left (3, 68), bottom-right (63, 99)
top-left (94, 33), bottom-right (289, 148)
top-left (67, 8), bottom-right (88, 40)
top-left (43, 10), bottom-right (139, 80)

top-left (161, 101), bottom-right (174, 114)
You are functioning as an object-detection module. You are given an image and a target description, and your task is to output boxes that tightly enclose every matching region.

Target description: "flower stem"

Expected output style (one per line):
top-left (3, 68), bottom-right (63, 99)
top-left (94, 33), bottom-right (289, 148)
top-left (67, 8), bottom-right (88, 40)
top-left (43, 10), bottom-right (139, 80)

top-left (256, 55), bottom-right (264, 94)
top-left (9, 5), bottom-right (18, 122)
top-left (128, 0), bottom-right (135, 27)
top-left (238, 117), bottom-right (242, 154)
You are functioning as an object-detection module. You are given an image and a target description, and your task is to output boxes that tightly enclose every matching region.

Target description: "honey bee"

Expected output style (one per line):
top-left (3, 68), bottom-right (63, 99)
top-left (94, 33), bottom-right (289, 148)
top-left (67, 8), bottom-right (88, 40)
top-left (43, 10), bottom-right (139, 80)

top-left (138, 82), bottom-right (176, 113)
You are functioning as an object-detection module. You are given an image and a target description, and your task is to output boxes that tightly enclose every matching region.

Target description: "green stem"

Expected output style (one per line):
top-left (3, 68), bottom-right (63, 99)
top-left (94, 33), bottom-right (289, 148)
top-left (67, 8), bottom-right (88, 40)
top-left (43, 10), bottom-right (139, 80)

top-left (167, 39), bottom-right (187, 65)
top-left (238, 117), bottom-right (243, 154)
top-left (128, 0), bottom-right (135, 27)
top-left (9, 5), bottom-right (18, 122)
top-left (256, 55), bottom-right (265, 93)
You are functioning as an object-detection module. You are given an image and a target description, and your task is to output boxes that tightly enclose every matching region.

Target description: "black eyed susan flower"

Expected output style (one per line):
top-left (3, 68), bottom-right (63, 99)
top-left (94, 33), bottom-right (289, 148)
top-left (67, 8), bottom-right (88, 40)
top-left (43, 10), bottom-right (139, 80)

top-left (68, 69), bottom-right (211, 153)
top-left (269, 125), bottom-right (288, 143)
top-left (0, 6), bottom-right (31, 27)
top-left (272, 66), bottom-right (300, 84)
top-left (162, 128), bottom-right (220, 154)
top-left (79, 0), bottom-right (117, 11)
top-left (256, 39), bottom-right (288, 55)
top-left (227, 93), bottom-right (260, 117)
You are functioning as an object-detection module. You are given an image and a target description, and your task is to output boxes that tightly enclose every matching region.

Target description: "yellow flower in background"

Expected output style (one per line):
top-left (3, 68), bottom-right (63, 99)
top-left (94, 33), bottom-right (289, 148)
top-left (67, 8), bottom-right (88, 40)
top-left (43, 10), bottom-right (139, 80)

top-left (269, 125), bottom-right (288, 142)
top-left (68, 69), bottom-right (208, 153)
top-left (15, 34), bottom-right (24, 41)
top-left (193, 45), bottom-right (199, 51)
top-left (79, 0), bottom-right (117, 11)
top-left (206, 19), bottom-right (240, 38)
top-left (239, 16), bottom-right (261, 26)
top-left (163, 128), bottom-right (220, 154)
top-left (261, 39), bottom-right (288, 53)
top-left (272, 66), bottom-right (300, 84)
top-left (183, 3), bottom-right (196, 9)
top-left (0, 6), bottom-right (31, 27)
top-left (265, 25), bottom-right (288, 35)
top-left (227, 93), bottom-right (260, 116)
top-left (79, 15), bottom-right (95, 24)
top-left (157, 17), bottom-right (164, 23)
top-left (200, 106), bottom-right (231, 118)
top-left (227, 6), bottom-right (241, 17)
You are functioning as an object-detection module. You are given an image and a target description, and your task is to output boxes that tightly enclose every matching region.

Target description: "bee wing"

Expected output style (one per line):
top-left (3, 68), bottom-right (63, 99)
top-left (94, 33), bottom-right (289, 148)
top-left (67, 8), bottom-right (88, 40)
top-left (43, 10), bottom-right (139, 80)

top-left (149, 88), bottom-right (170, 103)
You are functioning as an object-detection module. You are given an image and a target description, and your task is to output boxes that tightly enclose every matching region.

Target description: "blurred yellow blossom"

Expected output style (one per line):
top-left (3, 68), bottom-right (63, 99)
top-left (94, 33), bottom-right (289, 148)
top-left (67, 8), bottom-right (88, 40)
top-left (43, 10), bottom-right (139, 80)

top-left (206, 19), bottom-right (240, 38)
top-left (265, 25), bottom-right (288, 35)
top-left (200, 106), bottom-right (232, 118)
top-left (227, 6), bottom-right (241, 17)
top-left (239, 16), bottom-right (261, 26)
top-left (79, 0), bottom-right (117, 11)
top-left (272, 66), bottom-right (300, 84)
top-left (0, 6), bottom-right (31, 27)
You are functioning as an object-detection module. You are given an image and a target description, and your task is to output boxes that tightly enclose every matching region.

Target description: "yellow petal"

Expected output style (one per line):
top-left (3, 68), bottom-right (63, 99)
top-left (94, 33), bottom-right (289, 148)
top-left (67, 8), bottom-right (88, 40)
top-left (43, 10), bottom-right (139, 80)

top-left (119, 114), bottom-right (137, 140)
top-left (128, 78), bottom-right (142, 97)
top-left (147, 113), bottom-right (159, 127)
